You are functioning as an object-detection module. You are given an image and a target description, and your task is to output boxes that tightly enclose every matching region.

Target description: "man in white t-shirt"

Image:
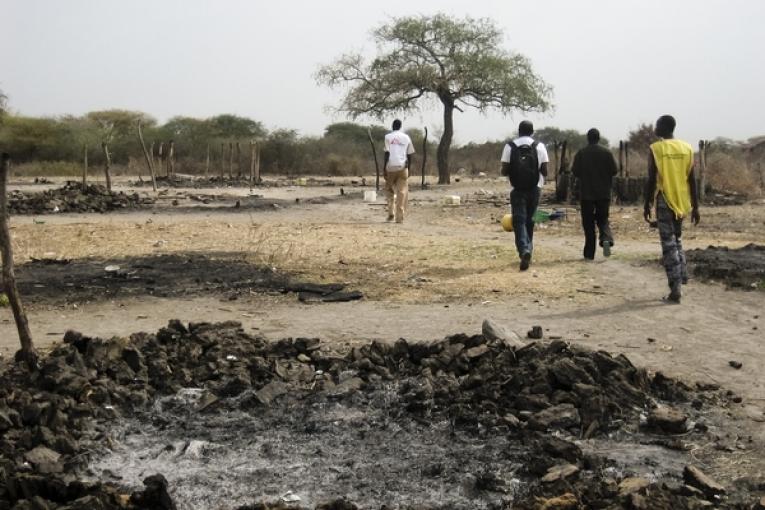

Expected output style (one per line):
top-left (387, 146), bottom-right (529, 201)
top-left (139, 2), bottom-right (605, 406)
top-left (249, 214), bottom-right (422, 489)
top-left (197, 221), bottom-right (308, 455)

top-left (383, 119), bottom-right (415, 223)
top-left (500, 120), bottom-right (549, 270)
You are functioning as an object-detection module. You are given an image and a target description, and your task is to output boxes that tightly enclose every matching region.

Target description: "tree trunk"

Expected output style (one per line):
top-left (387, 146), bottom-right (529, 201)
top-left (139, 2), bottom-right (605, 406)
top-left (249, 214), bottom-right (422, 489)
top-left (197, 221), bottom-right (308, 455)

top-left (0, 153), bottom-right (37, 369)
top-left (437, 97), bottom-right (454, 184)
top-left (82, 144), bottom-right (88, 186)
top-left (101, 142), bottom-right (112, 191)
top-left (137, 121), bottom-right (157, 192)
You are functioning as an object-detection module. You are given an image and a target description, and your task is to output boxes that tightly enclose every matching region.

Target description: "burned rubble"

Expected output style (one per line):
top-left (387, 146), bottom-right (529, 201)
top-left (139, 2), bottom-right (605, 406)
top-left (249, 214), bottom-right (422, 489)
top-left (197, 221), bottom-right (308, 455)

top-left (8, 182), bottom-right (155, 215)
top-left (687, 243), bottom-right (765, 290)
top-left (0, 321), bottom-right (760, 509)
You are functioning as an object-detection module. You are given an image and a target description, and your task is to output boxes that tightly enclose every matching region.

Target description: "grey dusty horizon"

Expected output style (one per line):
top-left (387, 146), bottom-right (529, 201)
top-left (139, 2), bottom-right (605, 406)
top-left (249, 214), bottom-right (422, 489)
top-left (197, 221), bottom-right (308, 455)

top-left (2, 0), bottom-right (763, 145)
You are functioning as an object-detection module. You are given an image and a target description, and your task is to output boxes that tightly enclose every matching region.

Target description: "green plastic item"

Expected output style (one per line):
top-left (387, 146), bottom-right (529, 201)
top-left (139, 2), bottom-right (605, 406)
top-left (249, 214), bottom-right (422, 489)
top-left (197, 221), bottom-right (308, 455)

top-left (533, 210), bottom-right (551, 223)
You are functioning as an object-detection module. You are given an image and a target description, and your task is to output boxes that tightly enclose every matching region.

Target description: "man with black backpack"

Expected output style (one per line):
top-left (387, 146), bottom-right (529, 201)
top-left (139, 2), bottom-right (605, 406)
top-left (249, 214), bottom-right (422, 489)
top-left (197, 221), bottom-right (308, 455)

top-left (500, 121), bottom-right (549, 271)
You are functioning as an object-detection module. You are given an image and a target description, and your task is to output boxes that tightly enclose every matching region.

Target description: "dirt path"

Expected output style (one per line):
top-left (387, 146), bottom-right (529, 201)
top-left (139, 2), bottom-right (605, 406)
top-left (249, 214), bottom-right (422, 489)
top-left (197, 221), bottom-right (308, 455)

top-left (2, 179), bottom-right (764, 415)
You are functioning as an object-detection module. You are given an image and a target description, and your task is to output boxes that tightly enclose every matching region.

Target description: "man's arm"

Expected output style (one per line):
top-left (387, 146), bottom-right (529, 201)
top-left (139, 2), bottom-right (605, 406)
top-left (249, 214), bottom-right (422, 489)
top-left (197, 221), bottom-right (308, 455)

top-left (500, 144), bottom-right (512, 177)
top-left (406, 154), bottom-right (413, 170)
top-left (688, 165), bottom-right (700, 224)
top-left (539, 162), bottom-right (548, 178)
top-left (643, 151), bottom-right (658, 222)
top-left (383, 152), bottom-right (389, 174)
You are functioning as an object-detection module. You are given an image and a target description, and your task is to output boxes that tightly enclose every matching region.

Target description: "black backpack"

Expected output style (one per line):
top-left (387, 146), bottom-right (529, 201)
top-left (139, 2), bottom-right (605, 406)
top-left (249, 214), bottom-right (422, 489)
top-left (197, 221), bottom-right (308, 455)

top-left (507, 141), bottom-right (540, 190)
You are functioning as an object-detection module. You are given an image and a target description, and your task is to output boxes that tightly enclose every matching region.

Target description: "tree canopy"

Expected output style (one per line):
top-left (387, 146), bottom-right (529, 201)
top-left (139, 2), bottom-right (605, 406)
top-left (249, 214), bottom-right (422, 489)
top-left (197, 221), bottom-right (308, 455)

top-left (317, 14), bottom-right (552, 183)
top-left (627, 123), bottom-right (657, 154)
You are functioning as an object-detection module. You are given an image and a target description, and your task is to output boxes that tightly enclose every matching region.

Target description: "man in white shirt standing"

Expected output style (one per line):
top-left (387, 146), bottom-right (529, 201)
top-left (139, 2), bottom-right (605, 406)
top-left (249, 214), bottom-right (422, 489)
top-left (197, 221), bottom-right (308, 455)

top-left (383, 119), bottom-right (415, 223)
top-left (500, 120), bottom-right (549, 271)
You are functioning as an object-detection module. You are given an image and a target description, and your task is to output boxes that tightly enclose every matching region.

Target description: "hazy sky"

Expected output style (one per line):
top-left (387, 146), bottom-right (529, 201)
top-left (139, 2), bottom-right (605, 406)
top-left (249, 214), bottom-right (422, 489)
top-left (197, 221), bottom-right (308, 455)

top-left (2, 0), bottom-right (764, 145)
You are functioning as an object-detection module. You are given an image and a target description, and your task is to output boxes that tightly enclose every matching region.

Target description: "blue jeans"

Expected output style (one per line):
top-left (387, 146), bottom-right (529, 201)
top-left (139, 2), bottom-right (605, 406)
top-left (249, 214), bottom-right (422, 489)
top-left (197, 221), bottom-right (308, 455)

top-left (510, 187), bottom-right (540, 256)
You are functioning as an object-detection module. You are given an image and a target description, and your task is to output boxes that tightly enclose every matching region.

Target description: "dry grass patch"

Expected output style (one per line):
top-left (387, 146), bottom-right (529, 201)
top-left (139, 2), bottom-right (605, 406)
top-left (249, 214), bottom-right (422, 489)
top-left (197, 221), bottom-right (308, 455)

top-left (9, 217), bottom-right (590, 303)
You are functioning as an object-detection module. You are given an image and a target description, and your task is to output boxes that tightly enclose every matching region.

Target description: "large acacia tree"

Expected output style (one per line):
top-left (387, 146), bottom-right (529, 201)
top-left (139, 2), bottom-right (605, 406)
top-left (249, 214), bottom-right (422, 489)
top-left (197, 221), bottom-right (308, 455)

top-left (317, 14), bottom-right (552, 183)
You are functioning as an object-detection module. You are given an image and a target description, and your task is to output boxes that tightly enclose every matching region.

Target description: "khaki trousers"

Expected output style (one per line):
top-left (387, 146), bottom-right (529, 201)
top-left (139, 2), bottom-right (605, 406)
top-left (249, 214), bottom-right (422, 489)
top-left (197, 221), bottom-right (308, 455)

top-left (384, 168), bottom-right (409, 222)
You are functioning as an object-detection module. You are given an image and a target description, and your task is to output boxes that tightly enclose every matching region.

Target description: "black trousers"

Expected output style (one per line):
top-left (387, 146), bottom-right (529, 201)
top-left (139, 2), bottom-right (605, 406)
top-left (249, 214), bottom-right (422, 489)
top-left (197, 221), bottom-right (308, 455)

top-left (580, 199), bottom-right (613, 259)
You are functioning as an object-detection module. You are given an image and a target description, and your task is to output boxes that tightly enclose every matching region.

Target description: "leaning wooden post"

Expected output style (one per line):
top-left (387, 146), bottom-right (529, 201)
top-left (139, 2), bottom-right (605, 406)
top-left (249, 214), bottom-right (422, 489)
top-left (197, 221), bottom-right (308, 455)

top-left (205, 143), bottom-right (210, 178)
top-left (366, 127), bottom-right (380, 192)
top-left (101, 142), bottom-right (112, 191)
top-left (82, 144), bottom-right (88, 186)
top-left (137, 121), bottom-right (158, 191)
top-left (421, 127), bottom-right (428, 190)
top-left (0, 153), bottom-right (37, 369)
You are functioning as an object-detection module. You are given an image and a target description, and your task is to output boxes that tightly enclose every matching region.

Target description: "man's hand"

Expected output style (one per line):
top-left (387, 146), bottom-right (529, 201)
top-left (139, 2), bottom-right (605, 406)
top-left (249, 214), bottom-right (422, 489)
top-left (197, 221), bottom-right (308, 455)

top-left (691, 207), bottom-right (700, 225)
top-left (643, 203), bottom-right (652, 222)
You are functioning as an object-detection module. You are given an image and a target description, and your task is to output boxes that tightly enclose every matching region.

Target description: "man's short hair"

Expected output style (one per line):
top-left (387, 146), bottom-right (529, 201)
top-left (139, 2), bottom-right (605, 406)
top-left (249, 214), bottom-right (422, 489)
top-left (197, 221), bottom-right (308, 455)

top-left (392, 119), bottom-right (402, 131)
top-left (518, 120), bottom-right (534, 137)
top-left (587, 128), bottom-right (600, 144)
top-left (655, 115), bottom-right (676, 137)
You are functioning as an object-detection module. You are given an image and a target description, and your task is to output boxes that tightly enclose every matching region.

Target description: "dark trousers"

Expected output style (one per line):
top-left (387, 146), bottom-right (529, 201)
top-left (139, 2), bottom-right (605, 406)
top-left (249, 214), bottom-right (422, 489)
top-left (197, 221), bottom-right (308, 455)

top-left (580, 199), bottom-right (614, 259)
top-left (510, 187), bottom-right (540, 256)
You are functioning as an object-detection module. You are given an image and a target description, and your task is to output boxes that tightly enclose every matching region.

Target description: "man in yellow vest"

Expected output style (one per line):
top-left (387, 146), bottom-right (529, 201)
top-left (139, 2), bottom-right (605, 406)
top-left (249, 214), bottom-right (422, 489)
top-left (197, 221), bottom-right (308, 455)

top-left (643, 115), bottom-right (700, 303)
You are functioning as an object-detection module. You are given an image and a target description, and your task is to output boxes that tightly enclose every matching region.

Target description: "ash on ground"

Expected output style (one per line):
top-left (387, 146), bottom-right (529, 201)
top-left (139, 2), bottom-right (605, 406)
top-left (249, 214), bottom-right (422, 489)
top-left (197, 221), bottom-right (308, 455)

top-left (0, 321), bottom-right (762, 509)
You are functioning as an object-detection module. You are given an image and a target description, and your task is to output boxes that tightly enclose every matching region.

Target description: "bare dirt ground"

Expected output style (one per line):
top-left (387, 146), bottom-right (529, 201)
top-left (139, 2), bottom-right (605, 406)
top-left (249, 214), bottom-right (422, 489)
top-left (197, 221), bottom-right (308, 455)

top-left (2, 175), bottom-right (765, 504)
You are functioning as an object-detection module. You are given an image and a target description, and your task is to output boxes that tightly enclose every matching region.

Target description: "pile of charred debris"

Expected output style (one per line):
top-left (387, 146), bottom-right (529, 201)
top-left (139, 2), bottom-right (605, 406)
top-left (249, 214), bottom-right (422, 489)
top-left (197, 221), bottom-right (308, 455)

top-left (8, 182), bottom-right (154, 215)
top-left (0, 321), bottom-right (762, 509)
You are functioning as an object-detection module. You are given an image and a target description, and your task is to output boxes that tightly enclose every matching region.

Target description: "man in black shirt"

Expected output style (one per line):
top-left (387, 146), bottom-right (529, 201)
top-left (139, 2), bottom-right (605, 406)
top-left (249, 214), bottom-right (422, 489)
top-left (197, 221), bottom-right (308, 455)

top-left (571, 128), bottom-right (618, 260)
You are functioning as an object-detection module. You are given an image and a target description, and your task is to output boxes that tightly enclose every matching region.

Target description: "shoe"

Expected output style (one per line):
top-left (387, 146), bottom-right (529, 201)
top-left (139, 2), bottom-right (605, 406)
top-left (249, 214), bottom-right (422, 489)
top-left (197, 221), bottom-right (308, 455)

top-left (520, 252), bottom-right (532, 271)
top-left (395, 219), bottom-right (403, 224)
top-left (662, 293), bottom-right (681, 304)
top-left (602, 240), bottom-right (611, 257)
top-left (386, 214), bottom-right (394, 222)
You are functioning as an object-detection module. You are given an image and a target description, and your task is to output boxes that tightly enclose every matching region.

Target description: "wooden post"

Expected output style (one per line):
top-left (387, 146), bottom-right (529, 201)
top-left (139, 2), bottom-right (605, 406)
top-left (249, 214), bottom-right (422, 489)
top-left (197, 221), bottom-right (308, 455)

top-left (421, 127), bottom-right (428, 190)
top-left (228, 142), bottom-right (234, 179)
top-left (167, 140), bottom-right (175, 177)
top-left (82, 144), bottom-right (88, 186)
top-left (618, 141), bottom-right (624, 177)
top-left (0, 153), bottom-right (37, 369)
top-left (137, 121), bottom-right (158, 191)
top-left (101, 142), bottom-right (112, 191)
top-left (219, 142), bottom-right (225, 178)
top-left (624, 141), bottom-right (630, 178)
top-left (255, 143), bottom-right (261, 184)
top-left (149, 141), bottom-right (156, 176)
top-left (205, 143), bottom-right (210, 178)
top-left (249, 140), bottom-right (256, 189)
top-left (235, 142), bottom-right (242, 178)
top-left (698, 140), bottom-right (708, 202)
top-left (158, 142), bottom-right (165, 179)
top-left (366, 127), bottom-right (380, 192)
